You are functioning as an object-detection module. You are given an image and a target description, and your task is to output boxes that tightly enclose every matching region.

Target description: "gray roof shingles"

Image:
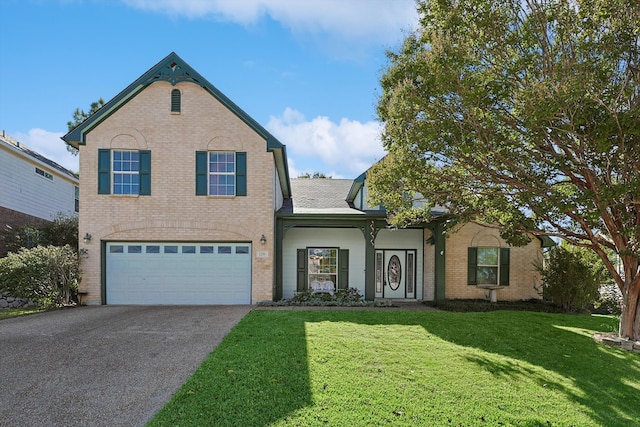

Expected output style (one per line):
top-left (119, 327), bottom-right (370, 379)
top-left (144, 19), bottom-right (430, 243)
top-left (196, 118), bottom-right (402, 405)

top-left (285, 178), bottom-right (362, 214)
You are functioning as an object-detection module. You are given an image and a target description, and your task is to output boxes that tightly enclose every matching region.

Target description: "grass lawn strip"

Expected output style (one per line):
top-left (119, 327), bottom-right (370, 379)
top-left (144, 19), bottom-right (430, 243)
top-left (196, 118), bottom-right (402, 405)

top-left (0, 307), bottom-right (44, 320)
top-left (147, 310), bottom-right (639, 427)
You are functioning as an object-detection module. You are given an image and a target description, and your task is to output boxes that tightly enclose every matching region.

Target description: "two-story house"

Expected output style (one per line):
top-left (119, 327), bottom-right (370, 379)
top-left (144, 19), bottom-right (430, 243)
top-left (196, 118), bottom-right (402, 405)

top-left (63, 52), bottom-right (552, 305)
top-left (0, 132), bottom-right (79, 256)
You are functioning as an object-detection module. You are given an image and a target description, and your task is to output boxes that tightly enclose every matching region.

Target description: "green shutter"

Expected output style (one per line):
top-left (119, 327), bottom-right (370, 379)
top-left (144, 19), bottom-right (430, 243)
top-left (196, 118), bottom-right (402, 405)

top-left (195, 151), bottom-right (208, 196)
top-left (139, 150), bottom-right (151, 196)
top-left (296, 249), bottom-right (308, 292)
top-left (98, 149), bottom-right (111, 194)
top-left (338, 249), bottom-right (349, 290)
top-left (468, 247), bottom-right (477, 285)
top-left (499, 248), bottom-right (510, 286)
top-left (236, 152), bottom-right (247, 196)
top-left (171, 89), bottom-right (181, 113)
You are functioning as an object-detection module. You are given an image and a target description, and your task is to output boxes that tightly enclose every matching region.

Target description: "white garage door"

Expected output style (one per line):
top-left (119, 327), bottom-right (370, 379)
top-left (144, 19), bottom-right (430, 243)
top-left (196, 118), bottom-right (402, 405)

top-left (106, 242), bottom-right (251, 304)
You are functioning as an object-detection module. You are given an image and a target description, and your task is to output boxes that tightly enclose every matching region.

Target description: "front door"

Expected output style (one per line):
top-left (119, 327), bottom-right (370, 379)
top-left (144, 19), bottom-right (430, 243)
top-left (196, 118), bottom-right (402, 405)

top-left (375, 250), bottom-right (417, 299)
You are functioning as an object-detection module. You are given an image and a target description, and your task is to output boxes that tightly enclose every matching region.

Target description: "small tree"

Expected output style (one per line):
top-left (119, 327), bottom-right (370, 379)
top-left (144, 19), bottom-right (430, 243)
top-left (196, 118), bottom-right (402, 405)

top-left (66, 98), bottom-right (105, 155)
top-left (537, 245), bottom-right (602, 312)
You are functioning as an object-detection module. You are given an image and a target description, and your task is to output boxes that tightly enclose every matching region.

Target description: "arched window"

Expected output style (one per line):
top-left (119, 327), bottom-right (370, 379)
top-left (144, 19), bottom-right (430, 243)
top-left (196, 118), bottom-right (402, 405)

top-left (171, 89), bottom-right (181, 113)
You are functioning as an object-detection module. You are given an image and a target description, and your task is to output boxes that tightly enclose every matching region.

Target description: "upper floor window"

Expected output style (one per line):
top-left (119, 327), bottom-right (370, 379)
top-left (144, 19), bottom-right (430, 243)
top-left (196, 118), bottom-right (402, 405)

top-left (171, 89), bottom-right (181, 113)
top-left (195, 151), bottom-right (246, 196)
top-left (209, 152), bottom-right (236, 196)
top-left (468, 247), bottom-right (510, 286)
top-left (97, 149), bottom-right (150, 196)
top-left (35, 167), bottom-right (53, 181)
top-left (74, 186), bottom-right (79, 212)
top-left (113, 150), bottom-right (140, 195)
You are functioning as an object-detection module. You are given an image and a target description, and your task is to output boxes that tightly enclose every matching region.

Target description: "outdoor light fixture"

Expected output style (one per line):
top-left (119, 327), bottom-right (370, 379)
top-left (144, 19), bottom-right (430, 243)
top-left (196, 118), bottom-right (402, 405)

top-left (83, 233), bottom-right (92, 243)
top-left (260, 234), bottom-right (267, 245)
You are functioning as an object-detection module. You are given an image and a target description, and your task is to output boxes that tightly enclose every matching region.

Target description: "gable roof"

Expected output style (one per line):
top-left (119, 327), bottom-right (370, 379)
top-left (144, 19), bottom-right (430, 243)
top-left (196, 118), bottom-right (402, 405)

top-left (61, 52), bottom-right (290, 197)
top-left (288, 178), bottom-right (358, 214)
top-left (1, 132), bottom-right (78, 182)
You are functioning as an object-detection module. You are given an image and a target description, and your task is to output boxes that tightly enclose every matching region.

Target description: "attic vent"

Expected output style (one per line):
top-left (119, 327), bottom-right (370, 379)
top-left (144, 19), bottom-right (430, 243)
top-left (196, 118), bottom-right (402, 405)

top-left (171, 89), bottom-right (181, 113)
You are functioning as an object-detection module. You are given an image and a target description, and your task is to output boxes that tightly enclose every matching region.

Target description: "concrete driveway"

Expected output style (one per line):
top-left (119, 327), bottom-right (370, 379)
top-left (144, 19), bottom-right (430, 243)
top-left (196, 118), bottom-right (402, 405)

top-left (0, 305), bottom-right (252, 426)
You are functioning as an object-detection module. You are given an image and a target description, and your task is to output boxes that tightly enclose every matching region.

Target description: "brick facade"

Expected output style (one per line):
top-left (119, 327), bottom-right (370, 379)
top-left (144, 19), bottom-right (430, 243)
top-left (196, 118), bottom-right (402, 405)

top-left (78, 81), bottom-right (277, 304)
top-left (0, 206), bottom-right (48, 256)
top-left (444, 222), bottom-right (543, 301)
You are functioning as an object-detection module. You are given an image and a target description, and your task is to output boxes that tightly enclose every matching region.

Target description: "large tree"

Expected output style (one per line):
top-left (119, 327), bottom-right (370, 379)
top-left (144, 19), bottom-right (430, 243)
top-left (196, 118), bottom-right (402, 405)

top-left (369, 0), bottom-right (640, 339)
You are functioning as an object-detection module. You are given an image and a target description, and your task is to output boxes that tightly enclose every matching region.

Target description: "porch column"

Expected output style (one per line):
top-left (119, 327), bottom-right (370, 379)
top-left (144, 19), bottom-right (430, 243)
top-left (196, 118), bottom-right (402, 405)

top-left (361, 219), bottom-right (381, 301)
top-left (434, 220), bottom-right (446, 301)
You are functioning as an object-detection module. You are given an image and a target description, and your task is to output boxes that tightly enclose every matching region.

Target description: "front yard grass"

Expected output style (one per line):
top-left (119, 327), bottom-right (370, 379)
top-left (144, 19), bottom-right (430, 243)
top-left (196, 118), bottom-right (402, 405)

top-left (148, 310), bottom-right (639, 426)
top-left (0, 307), bottom-right (43, 320)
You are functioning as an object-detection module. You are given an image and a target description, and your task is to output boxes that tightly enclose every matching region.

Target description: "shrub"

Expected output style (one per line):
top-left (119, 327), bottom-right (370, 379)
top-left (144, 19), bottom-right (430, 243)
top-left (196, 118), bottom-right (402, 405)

top-left (536, 245), bottom-right (601, 313)
top-left (1, 213), bottom-right (78, 254)
top-left (591, 283), bottom-right (623, 315)
top-left (0, 245), bottom-right (78, 308)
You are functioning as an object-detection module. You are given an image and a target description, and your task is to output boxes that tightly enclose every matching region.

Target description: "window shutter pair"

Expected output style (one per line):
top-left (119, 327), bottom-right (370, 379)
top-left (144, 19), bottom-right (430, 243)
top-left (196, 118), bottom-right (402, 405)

top-left (195, 151), bottom-right (247, 196)
top-left (296, 249), bottom-right (349, 291)
top-left (467, 247), bottom-right (510, 286)
top-left (97, 149), bottom-right (151, 195)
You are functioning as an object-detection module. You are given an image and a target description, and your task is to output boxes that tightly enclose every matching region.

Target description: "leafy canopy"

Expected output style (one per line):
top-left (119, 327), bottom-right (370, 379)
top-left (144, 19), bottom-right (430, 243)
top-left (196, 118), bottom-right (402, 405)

top-left (369, 0), bottom-right (640, 338)
top-left (370, 0), bottom-right (638, 255)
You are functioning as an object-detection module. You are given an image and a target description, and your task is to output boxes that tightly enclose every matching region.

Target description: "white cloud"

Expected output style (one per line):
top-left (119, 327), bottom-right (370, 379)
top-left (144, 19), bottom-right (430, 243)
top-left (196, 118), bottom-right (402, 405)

top-left (122, 0), bottom-right (417, 50)
top-left (13, 129), bottom-right (79, 173)
top-left (268, 107), bottom-right (385, 178)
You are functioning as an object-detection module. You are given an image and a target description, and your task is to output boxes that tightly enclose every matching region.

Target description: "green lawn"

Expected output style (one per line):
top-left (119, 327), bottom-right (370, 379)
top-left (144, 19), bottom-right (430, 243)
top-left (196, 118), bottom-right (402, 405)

top-left (148, 310), bottom-right (639, 427)
top-left (0, 307), bottom-right (43, 320)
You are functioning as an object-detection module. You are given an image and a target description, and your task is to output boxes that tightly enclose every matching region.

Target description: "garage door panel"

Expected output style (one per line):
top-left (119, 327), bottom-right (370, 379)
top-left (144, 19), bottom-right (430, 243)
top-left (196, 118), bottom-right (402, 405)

top-left (106, 242), bottom-right (251, 305)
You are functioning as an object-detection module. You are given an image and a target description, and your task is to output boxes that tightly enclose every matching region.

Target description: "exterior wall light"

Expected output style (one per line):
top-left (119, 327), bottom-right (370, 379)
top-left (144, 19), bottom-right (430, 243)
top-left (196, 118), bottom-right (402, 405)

top-left (260, 234), bottom-right (267, 245)
top-left (83, 233), bottom-right (92, 244)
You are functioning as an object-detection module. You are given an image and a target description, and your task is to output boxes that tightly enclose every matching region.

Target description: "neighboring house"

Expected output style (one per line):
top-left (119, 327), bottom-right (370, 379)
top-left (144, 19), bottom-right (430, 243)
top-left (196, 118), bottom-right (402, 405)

top-left (0, 132), bottom-right (79, 256)
top-left (62, 52), bottom-right (552, 305)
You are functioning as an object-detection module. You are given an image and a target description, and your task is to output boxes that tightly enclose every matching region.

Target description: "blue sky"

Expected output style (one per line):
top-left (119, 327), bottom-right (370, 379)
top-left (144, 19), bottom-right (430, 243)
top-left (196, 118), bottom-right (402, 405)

top-left (0, 0), bottom-right (417, 177)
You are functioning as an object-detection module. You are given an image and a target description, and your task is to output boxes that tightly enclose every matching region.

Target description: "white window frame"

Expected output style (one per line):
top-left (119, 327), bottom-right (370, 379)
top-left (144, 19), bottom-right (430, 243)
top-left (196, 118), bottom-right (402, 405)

top-left (112, 150), bottom-right (140, 195)
top-left (476, 247), bottom-right (499, 286)
top-left (208, 151), bottom-right (236, 196)
top-left (308, 248), bottom-right (338, 293)
top-left (35, 167), bottom-right (53, 181)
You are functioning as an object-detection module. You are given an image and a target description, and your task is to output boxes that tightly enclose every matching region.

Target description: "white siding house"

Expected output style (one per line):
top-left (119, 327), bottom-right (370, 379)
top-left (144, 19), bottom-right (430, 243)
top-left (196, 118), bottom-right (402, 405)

top-left (0, 131), bottom-right (79, 254)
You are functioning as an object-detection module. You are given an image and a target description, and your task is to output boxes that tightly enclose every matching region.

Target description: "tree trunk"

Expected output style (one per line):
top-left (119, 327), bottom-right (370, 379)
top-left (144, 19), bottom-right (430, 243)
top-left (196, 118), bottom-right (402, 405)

top-left (619, 276), bottom-right (640, 341)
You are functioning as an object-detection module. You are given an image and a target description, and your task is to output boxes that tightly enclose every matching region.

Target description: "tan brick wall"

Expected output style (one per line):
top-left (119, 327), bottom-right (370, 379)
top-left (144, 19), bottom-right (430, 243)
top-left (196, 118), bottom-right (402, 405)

top-left (78, 81), bottom-right (276, 304)
top-left (444, 222), bottom-right (542, 301)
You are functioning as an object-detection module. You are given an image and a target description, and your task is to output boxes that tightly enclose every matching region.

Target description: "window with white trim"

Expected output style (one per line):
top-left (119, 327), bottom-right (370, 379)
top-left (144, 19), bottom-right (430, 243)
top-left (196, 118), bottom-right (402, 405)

top-left (468, 247), bottom-right (510, 286)
top-left (308, 248), bottom-right (338, 293)
top-left (35, 167), bottom-right (53, 181)
top-left (209, 152), bottom-right (236, 196)
top-left (113, 150), bottom-right (140, 195)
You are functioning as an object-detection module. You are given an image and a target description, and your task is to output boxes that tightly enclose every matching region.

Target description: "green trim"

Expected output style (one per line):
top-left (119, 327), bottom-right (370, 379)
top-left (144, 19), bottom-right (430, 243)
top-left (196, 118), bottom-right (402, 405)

top-left (499, 247), bottom-right (510, 286)
top-left (296, 249), bottom-right (307, 292)
top-left (467, 247), bottom-right (478, 285)
top-left (236, 152), bottom-right (247, 196)
top-left (61, 52), bottom-right (291, 198)
top-left (139, 150), bottom-right (151, 195)
top-left (364, 237), bottom-right (376, 300)
top-left (434, 220), bottom-right (446, 301)
top-left (101, 240), bottom-right (107, 305)
top-left (338, 249), bottom-right (349, 290)
top-left (97, 149), bottom-right (111, 194)
top-left (537, 235), bottom-right (556, 248)
top-left (274, 218), bottom-right (284, 300)
top-left (195, 151), bottom-right (207, 195)
top-left (346, 171), bottom-right (367, 203)
top-left (170, 89), bottom-right (181, 112)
